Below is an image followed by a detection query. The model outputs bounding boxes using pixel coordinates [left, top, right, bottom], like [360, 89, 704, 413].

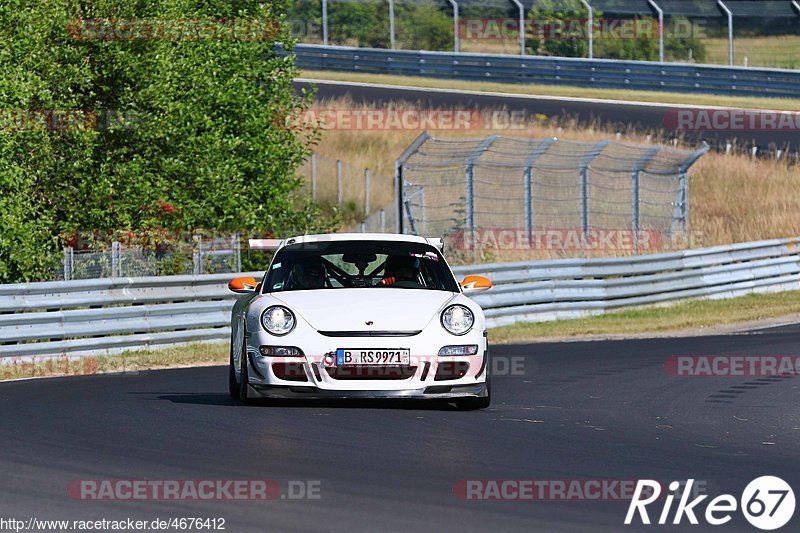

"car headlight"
[441, 304, 474, 336]
[261, 306, 296, 336]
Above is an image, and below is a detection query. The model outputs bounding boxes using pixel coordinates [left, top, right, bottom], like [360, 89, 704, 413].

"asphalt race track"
[297, 79, 796, 153]
[1, 328, 798, 532]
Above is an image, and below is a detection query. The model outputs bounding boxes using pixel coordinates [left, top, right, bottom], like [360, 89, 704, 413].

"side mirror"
[228, 276, 258, 294]
[460, 275, 492, 296]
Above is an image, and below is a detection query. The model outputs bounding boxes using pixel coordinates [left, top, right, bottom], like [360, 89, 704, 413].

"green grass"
[705, 36, 800, 70]
[490, 290, 800, 343]
[300, 69, 800, 112]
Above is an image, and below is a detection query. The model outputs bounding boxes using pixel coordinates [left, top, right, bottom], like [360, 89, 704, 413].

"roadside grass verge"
[489, 290, 800, 343]
[299, 69, 800, 111]
[0, 342, 228, 382]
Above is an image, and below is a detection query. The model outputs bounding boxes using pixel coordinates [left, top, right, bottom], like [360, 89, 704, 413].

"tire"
[455, 375, 491, 410]
[238, 335, 252, 404]
[228, 346, 238, 400]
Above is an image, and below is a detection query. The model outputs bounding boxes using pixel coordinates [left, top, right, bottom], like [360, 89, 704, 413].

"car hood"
[271, 288, 456, 332]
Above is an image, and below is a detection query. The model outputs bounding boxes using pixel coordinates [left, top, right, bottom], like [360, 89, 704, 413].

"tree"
[0, 0, 328, 283]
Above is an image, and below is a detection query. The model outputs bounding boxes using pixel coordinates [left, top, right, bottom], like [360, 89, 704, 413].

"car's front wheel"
[237, 337, 252, 404]
[228, 345, 238, 400]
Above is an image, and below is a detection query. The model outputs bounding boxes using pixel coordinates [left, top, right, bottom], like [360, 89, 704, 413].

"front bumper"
[247, 381, 488, 400]
[243, 326, 488, 398]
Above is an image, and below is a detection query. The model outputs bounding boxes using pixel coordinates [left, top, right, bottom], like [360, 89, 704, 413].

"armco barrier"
[292, 44, 800, 99]
[2, 238, 800, 358]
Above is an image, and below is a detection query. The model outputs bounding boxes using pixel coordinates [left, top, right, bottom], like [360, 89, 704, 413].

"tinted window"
[263, 240, 459, 293]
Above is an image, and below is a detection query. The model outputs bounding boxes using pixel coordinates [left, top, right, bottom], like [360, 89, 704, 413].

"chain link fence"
[396, 132, 708, 260]
[297, 152, 396, 230]
[59, 235, 242, 281]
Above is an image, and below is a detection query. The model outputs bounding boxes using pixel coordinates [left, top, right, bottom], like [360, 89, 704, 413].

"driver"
[379, 255, 420, 286]
[294, 258, 326, 289]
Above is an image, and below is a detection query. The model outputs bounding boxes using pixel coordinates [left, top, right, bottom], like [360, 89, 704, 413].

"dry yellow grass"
[305, 97, 800, 254]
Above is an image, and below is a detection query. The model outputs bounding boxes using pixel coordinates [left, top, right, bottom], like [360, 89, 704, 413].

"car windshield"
[263, 240, 459, 292]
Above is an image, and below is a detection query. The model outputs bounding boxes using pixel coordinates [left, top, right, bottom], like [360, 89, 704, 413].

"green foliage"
[0, 0, 331, 283]
[287, 0, 453, 51]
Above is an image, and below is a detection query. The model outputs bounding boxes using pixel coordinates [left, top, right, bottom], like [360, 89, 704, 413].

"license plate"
[335, 349, 410, 366]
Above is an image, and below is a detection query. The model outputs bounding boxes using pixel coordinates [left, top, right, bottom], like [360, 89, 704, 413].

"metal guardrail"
[293, 44, 800, 98]
[2, 238, 800, 359]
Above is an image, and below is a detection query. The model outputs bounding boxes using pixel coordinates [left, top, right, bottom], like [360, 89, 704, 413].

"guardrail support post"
[579, 140, 610, 236]
[717, 0, 733, 65]
[580, 0, 593, 59]
[523, 137, 556, 243]
[647, 0, 664, 63]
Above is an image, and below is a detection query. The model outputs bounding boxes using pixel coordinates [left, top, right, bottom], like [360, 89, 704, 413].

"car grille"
[317, 330, 422, 337]
[324, 365, 417, 380]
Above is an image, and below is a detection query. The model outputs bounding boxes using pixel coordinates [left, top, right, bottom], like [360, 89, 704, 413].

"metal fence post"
[193, 235, 202, 276]
[465, 136, 498, 243]
[234, 233, 241, 273]
[111, 241, 121, 278]
[364, 168, 370, 216]
[511, 0, 525, 55]
[522, 138, 556, 243]
[389, 0, 395, 49]
[631, 147, 661, 249]
[717, 0, 733, 65]
[63, 246, 73, 281]
[311, 153, 317, 200]
[672, 142, 709, 235]
[580, 0, 593, 59]
[647, 0, 664, 63]
[447, 0, 459, 52]
[336, 159, 342, 207]
[579, 141, 610, 235]
[322, 0, 329, 46]
[394, 131, 432, 234]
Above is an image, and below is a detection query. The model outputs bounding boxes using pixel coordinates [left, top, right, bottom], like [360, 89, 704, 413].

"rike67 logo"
[626, 477, 795, 530]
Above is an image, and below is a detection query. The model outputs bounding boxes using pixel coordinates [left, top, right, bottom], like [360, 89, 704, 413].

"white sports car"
[227, 233, 493, 409]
